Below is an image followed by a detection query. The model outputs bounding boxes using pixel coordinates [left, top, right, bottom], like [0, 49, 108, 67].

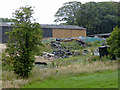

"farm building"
[41, 24, 86, 38]
[0, 22, 86, 43]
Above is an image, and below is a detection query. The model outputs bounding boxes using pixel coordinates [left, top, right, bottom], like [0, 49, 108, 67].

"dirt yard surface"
[35, 56, 51, 63]
[0, 44, 6, 50]
[0, 44, 50, 63]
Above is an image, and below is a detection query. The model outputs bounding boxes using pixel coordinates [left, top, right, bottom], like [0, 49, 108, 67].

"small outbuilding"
[88, 33, 111, 38]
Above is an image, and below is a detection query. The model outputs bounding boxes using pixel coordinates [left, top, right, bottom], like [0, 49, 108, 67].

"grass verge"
[25, 70, 118, 88]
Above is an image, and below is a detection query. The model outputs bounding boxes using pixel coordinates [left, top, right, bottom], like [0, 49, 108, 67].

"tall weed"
[2, 60, 118, 88]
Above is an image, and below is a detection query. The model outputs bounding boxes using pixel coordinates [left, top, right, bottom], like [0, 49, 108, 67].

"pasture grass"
[52, 54, 91, 67]
[55, 55, 88, 61]
[25, 70, 118, 88]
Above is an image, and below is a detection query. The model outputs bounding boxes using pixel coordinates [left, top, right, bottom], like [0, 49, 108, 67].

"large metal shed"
[0, 23, 86, 43]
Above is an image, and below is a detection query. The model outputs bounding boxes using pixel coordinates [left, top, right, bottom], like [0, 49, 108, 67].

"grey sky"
[0, 0, 119, 24]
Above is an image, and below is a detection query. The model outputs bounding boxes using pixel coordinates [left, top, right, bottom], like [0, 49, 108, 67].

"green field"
[25, 70, 118, 88]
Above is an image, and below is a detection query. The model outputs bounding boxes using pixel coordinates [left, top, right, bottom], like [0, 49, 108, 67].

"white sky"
[0, 0, 119, 24]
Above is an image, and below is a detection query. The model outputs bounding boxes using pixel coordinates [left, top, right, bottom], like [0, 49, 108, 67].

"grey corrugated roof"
[40, 24, 86, 30]
[0, 22, 86, 30]
[0, 22, 14, 27]
[0, 22, 9, 26]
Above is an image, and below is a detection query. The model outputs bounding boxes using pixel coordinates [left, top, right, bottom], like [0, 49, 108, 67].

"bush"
[61, 41, 83, 50]
[101, 55, 114, 61]
[88, 56, 100, 63]
[42, 42, 53, 53]
[87, 41, 101, 47]
[107, 26, 120, 58]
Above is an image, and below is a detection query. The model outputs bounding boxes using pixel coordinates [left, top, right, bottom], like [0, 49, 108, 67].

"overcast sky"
[0, 0, 119, 24]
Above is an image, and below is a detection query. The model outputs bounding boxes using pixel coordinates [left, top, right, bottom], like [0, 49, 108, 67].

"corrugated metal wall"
[0, 26, 2, 43]
[1, 27, 53, 43]
[42, 28, 53, 37]
[2, 26, 10, 43]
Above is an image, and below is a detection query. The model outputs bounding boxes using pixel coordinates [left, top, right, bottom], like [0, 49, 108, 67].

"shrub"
[107, 26, 120, 58]
[88, 56, 100, 63]
[61, 41, 83, 50]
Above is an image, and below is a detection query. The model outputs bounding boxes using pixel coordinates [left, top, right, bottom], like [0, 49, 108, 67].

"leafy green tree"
[76, 2, 118, 35]
[5, 6, 43, 78]
[54, 1, 81, 25]
[118, 2, 120, 27]
[76, 2, 99, 34]
[107, 26, 120, 58]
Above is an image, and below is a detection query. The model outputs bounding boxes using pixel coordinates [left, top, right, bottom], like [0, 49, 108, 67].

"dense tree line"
[54, 1, 119, 35]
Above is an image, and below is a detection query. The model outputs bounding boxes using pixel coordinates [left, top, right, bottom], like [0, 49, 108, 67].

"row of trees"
[54, 1, 119, 35]
[0, 18, 12, 22]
